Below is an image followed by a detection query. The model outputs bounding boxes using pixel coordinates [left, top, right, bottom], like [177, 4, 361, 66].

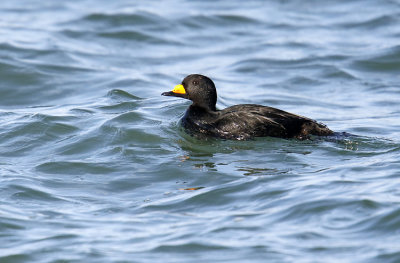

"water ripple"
[1, 0, 400, 262]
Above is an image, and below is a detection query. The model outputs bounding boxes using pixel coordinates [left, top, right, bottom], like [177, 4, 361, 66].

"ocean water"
[1, 0, 400, 262]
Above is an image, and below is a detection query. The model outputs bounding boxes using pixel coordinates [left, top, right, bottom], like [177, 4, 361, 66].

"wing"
[214, 104, 312, 139]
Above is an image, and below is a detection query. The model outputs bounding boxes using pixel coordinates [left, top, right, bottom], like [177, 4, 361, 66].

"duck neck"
[186, 104, 217, 121]
[192, 102, 216, 112]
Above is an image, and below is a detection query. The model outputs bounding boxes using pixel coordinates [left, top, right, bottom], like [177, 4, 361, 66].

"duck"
[162, 74, 333, 140]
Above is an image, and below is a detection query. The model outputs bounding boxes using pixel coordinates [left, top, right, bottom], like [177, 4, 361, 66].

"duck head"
[162, 74, 217, 111]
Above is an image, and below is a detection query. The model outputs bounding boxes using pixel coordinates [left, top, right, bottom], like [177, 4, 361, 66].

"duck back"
[182, 104, 332, 140]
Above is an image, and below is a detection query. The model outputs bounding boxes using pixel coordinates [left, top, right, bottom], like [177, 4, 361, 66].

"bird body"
[162, 74, 333, 140]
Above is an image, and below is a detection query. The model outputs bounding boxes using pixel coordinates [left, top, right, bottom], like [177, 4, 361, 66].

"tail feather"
[296, 121, 333, 139]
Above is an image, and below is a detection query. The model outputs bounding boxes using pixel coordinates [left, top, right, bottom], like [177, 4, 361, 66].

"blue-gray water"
[1, 0, 400, 262]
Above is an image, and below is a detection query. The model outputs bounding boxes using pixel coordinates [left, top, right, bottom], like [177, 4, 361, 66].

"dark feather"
[162, 74, 333, 140]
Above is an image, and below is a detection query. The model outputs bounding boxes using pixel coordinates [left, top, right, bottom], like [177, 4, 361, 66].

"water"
[1, 0, 400, 262]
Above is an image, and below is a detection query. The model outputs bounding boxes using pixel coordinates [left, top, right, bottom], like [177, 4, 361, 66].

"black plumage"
[162, 74, 333, 140]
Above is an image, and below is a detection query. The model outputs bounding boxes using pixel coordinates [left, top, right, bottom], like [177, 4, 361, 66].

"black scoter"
[162, 74, 333, 140]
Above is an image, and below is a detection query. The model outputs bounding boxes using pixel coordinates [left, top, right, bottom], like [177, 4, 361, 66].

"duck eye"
[193, 80, 199, 86]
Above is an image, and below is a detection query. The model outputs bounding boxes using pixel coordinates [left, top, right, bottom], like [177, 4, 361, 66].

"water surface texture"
[1, 0, 400, 262]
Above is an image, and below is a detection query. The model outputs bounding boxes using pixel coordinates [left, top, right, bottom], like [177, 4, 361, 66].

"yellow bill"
[172, 84, 186, 94]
